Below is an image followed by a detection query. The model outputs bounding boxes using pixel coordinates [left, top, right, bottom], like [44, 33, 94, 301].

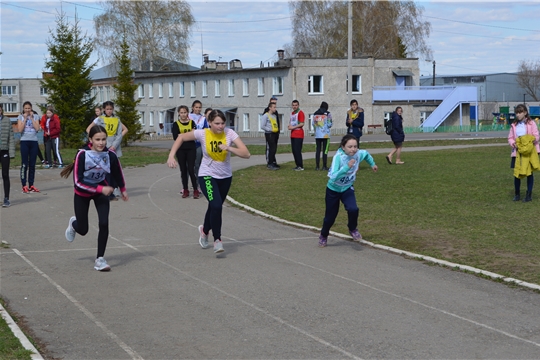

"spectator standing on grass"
[0, 104, 15, 207]
[313, 101, 333, 171]
[288, 100, 305, 171]
[17, 101, 41, 193]
[386, 106, 405, 165]
[346, 99, 364, 144]
[263, 96, 280, 168]
[167, 110, 250, 254]
[261, 102, 280, 170]
[508, 103, 540, 202]
[318, 134, 378, 247]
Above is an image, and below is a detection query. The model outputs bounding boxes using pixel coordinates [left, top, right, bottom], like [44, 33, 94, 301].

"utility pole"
[347, 0, 352, 100]
[432, 60, 436, 86]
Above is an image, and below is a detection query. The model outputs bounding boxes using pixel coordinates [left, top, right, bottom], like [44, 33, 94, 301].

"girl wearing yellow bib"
[172, 105, 198, 199]
[167, 110, 250, 254]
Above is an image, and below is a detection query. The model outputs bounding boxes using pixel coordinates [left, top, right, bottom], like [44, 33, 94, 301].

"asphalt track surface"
[2, 133, 540, 359]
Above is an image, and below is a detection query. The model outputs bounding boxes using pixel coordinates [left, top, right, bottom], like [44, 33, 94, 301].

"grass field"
[229, 145, 540, 286]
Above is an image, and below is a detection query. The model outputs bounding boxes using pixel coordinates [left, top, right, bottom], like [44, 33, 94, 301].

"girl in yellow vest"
[172, 105, 199, 199]
[167, 110, 250, 254]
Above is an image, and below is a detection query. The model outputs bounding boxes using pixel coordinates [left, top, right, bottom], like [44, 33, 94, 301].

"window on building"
[1, 103, 18, 112]
[243, 113, 250, 132]
[159, 111, 164, 124]
[215, 80, 221, 97]
[202, 80, 208, 97]
[158, 83, 163, 98]
[273, 77, 283, 95]
[40, 87, 48, 96]
[138, 84, 145, 98]
[1, 86, 17, 96]
[190, 81, 196, 97]
[258, 78, 264, 96]
[228, 79, 235, 96]
[168, 82, 173, 98]
[243, 79, 249, 96]
[179, 82, 185, 97]
[308, 75, 323, 94]
[149, 111, 154, 126]
[149, 83, 154, 98]
[139, 111, 145, 125]
[106, 86, 111, 101]
[346, 75, 362, 94]
[258, 114, 264, 132]
[99, 87, 104, 103]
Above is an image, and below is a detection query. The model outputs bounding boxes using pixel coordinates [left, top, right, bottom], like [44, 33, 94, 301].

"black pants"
[198, 176, 232, 241]
[321, 187, 359, 237]
[176, 148, 197, 190]
[291, 137, 303, 168]
[72, 193, 110, 258]
[265, 132, 279, 165]
[1, 150, 10, 199]
[45, 137, 63, 165]
[315, 138, 329, 168]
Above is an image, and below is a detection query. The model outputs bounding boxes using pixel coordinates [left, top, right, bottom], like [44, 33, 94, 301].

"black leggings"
[514, 175, 534, 193]
[198, 176, 232, 241]
[1, 150, 10, 199]
[176, 148, 197, 190]
[315, 138, 329, 168]
[72, 193, 110, 258]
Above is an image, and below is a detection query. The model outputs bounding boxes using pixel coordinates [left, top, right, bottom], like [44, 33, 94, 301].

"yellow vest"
[205, 129, 227, 162]
[101, 116, 119, 137]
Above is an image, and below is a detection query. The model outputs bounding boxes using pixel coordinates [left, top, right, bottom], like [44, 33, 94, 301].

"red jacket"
[41, 114, 61, 139]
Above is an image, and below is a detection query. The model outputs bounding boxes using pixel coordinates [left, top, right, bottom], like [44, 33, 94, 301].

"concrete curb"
[0, 302, 43, 359]
[226, 196, 540, 292]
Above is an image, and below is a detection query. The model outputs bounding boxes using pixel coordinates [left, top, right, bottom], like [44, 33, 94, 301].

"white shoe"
[198, 225, 209, 249]
[213, 240, 224, 253]
[65, 216, 76, 242]
[94, 257, 111, 271]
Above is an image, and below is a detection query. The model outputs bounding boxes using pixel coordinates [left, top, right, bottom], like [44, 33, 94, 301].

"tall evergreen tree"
[42, 12, 96, 148]
[113, 36, 142, 145]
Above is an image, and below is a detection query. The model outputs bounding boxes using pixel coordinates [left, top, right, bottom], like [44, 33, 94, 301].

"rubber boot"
[513, 191, 520, 201]
[523, 191, 532, 202]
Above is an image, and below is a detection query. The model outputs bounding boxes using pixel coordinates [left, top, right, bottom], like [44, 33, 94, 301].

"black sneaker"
[2, 198, 10, 207]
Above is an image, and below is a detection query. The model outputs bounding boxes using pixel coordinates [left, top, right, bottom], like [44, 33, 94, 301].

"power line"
[0, 1, 94, 21]
[432, 29, 540, 43]
[194, 28, 291, 34]
[424, 15, 540, 33]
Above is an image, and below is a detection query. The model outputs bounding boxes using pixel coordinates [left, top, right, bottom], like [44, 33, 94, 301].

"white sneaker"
[213, 240, 224, 253]
[198, 225, 209, 249]
[94, 257, 111, 271]
[65, 216, 76, 242]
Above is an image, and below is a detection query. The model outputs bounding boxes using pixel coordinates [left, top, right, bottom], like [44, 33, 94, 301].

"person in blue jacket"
[318, 134, 378, 247]
[346, 99, 364, 143]
[386, 106, 405, 164]
[313, 101, 333, 170]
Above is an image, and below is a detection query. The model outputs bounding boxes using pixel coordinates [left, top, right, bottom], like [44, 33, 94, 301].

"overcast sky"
[1, 0, 540, 79]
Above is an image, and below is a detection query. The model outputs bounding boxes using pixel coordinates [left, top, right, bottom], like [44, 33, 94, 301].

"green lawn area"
[229, 145, 540, 286]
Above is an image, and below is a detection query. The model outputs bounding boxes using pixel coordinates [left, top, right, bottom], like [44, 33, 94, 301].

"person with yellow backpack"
[86, 101, 128, 200]
[171, 105, 199, 199]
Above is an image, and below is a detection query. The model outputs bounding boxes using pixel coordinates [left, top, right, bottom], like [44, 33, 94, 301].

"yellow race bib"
[102, 116, 119, 137]
[176, 120, 194, 134]
[205, 129, 227, 162]
[268, 113, 279, 133]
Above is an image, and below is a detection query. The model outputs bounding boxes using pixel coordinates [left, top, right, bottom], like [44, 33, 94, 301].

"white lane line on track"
[12, 249, 144, 360]
[143, 172, 540, 354]
[225, 235, 540, 349]
[106, 232, 363, 360]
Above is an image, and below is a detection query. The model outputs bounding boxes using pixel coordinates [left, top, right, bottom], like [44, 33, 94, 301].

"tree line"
[43, 0, 434, 148]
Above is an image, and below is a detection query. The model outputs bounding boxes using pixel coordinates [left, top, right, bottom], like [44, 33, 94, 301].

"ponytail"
[60, 163, 75, 178]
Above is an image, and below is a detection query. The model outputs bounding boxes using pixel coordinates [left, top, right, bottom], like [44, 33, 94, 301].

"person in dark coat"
[386, 106, 405, 164]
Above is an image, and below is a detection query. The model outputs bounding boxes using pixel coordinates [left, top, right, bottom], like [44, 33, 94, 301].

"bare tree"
[517, 59, 540, 102]
[94, 0, 194, 71]
[286, 0, 432, 60]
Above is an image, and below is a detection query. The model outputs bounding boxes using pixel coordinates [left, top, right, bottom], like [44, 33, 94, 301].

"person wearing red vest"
[288, 100, 305, 171]
[41, 106, 63, 168]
